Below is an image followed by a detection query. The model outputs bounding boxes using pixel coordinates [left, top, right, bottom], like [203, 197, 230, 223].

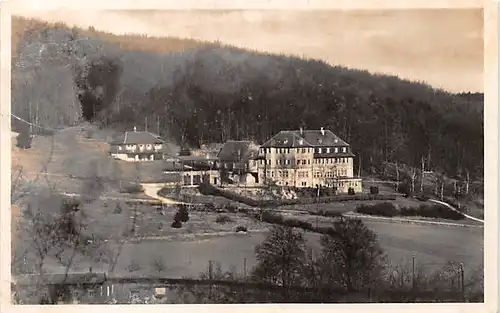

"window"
[146, 144, 152, 150]
[272, 171, 275, 178]
[318, 148, 322, 153]
[343, 147, 347, 153]
[327, 147, 331, 153]
[334, 147, 338, 153]
[88, 289, 96, 298]
[308, 160, 311, 165]
[118, 146, 122, 151]
[297, 160, 301, 165]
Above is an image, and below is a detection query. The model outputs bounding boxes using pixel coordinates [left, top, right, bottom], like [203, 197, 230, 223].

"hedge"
[355, 202, 465, 220]
[198, 183, 396, 208]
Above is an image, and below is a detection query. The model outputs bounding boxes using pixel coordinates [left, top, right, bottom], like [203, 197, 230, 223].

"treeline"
[12, 17, 484, 181]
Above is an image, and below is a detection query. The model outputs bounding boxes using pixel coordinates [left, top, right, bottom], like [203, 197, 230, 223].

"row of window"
[118, 144, 162, 151]
[313, 169, 347, 178]
[259, 157, 350, 166]
[260, 147, 348, 154]
[265, 169, 348, 178]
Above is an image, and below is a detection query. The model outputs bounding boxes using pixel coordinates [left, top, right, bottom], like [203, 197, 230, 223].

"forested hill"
[12, 17, 484, 180]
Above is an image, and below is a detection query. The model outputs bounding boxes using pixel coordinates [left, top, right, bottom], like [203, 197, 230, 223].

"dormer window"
[326, 147, 330, 153]
[299, 139, 303, 145]
[334, 147, 338, 153]
[318, 148, 322, 153]
[342, 147, 347, 153]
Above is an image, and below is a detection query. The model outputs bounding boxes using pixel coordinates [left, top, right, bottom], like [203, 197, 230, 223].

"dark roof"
[261, 129, 349, 148]
[217, 141, 259, 162]
[14, 273, 107, 285]
[110, 131, 164, 145]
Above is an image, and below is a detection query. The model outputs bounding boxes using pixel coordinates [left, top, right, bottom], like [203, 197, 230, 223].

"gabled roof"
[217, 140, 260, 162]
[261, 129, 349, 148]
[110, 131, 164, 145]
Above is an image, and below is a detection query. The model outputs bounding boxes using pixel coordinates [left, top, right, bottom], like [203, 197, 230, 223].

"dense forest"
[11, 17, 484, 180]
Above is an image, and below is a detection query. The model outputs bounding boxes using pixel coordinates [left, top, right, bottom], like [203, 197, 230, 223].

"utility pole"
[316, 184, 320, 228]
[157, 115, 160, 135]
[460, 263, 465, 301]
[412, 254, 416, 290]
[145, 117, 148, 132]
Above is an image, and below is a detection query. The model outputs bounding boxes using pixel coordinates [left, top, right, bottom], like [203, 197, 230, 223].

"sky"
[16, 9, 484, 93]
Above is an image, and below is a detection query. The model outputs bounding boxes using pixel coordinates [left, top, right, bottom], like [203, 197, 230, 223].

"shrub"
[348, 187, 355, 195]
[235, 225, 248, 232]
[203, 203, 215, 212]
[260, 211, 285, 224]
[215, 215, 233, 224]
[171, 220, 182, 228]
[397, 182, 412, 197]
[224, 204, 238, 213]
[415, 204, 464, 220]
[416, 193, 430, 201]
[283, 218, 313, 230]
[120, 183, 144, 194]
[370, 186, 379, 195]
[16, 131, 32, 149]
[356, 202, 399, 217]
[174, 204, 190, 223]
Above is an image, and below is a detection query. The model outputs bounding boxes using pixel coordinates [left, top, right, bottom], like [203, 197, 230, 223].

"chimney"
[133, 126, 137, 132]
[320, 127, 325, 136]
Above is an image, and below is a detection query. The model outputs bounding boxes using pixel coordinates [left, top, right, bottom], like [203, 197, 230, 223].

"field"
[11, 126, 176, 198]
[111, 219, 483, 279]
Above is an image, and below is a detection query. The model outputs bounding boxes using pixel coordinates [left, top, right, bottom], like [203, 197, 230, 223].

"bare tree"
[150, 256, 166, 275]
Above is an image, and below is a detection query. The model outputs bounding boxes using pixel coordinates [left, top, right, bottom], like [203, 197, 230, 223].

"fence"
[198, 183, 397, 208]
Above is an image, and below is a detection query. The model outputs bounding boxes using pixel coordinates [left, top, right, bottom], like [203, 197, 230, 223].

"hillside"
[11, 16, 484, 182]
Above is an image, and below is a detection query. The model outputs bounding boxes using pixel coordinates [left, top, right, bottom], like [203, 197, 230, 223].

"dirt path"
[141, 183, 186, 205]
[429, 199, 484, 223]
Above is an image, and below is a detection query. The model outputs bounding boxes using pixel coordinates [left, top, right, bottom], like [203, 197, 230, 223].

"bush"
[120, 183, 144, 194]
[235, 225, 248, 232]
[259, 211, 285, 224]
[224, 204, 238, 213]
[356, 202, 399, 217]
[415, 193, 430, 201]
[370, 186, 379, 195]
[174, 204, 190, 223]
[171, 220, 182, 228]
[348, 187, 355, 195]
[282, 218, 313, 230]
[215, 215, 233, 224]
[397, 182, 412, 197]
[16, 131, 32, 149]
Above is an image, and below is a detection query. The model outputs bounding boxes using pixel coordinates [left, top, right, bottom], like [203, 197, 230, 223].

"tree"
[251, 225, 306, 298]
[150, 256, 166, 275]
[315, 217, 386, 292]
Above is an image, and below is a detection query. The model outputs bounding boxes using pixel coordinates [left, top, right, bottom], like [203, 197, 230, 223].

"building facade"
[256, 128, 362, 193]
[217, 141, 260, 185]
[109, 127, 166, 162]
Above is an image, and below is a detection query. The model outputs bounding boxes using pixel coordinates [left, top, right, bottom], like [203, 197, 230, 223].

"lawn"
[110, 216, 483, 280]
